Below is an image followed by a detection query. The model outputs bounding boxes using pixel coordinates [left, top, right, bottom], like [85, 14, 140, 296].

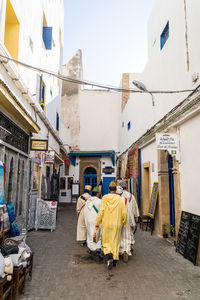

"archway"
[83, 167, 97, 193]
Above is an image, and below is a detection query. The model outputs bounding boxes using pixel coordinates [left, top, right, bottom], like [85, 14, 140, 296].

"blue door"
[102, 177, 115, 196]
[168, 155, 175, 236]
[83, 167, 97, 194]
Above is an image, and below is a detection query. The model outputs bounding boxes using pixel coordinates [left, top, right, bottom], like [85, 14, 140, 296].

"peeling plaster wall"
[61, 50, 82, 150]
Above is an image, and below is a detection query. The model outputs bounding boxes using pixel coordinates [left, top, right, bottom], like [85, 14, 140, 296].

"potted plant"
[162, 223, 168, 238]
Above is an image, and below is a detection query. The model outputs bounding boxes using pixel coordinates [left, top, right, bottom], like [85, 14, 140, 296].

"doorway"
[83, 167, 97, 193]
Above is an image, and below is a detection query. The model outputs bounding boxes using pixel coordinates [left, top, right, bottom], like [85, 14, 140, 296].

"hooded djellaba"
[84, 186, 102, 253]
[76, 185, 92, 245]
[94, 181, 127, 269]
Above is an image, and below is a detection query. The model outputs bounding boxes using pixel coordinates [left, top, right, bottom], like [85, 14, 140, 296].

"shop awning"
[0, 81, 40, 133]
[68, 151, 115, 167]
[55, 152, 64, 165]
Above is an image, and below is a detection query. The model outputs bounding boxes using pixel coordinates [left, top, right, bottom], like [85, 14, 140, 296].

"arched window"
[84, 167, 96, 175]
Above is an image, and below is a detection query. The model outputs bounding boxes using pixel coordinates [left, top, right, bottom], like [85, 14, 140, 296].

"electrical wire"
[0, 53, 195, 94]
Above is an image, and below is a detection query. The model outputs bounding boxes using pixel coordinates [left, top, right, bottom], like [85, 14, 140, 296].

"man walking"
[84, 186, 101, 254]
[76, 185, 92, 246]
[116, 185, 136, 262]
[93, 181, 127, 269]
[119, 181, 140, 258]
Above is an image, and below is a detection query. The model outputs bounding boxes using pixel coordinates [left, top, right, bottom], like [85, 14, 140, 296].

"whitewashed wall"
[100, 156, 116, 178]
[119, 0, 200, 154]
[0, 0, 64, 135]
[69, 158, 80, 183]
[141, 141, 158, 187]
[79, 90, 119, 152]
[179, 114, 200, 215]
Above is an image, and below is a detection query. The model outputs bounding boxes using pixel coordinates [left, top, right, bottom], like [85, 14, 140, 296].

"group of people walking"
[76, 181, 139, 269]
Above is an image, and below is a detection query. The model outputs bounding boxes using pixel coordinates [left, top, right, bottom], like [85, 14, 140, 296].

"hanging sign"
[44, 151, 55, 164]
[103, 166, 115, 174]
[30, 139, 48, 151]
[156, 133, 180, 159]
[0, 161, 5, 205]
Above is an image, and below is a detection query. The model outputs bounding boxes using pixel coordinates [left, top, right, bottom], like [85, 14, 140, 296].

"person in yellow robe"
[93, 181, 127, 269]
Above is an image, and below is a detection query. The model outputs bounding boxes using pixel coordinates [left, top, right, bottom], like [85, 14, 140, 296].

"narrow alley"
[20, 204, 200, 300]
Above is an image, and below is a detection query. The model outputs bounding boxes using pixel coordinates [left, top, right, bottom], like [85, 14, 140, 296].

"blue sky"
[63, 0, 155, 86]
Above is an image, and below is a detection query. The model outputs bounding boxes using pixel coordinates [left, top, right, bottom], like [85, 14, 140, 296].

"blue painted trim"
[168, 155, 175, 236]
[68, 151, 115, 166]
[137, 149, 141, 207]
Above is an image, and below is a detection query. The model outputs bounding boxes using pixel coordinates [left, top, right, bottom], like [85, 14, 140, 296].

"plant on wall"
[170, 225, 176, 237]
[162, 223, 168, 238]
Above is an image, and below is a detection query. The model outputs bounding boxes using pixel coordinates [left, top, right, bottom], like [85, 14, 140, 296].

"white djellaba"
[84, 196, 101, 252]
[116, 186, 139, 259]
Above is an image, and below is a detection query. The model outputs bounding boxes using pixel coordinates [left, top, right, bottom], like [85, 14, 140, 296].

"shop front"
[68, 151, 116, 196]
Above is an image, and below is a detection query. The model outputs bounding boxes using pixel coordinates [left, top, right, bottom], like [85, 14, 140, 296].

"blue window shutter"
[43, 27, 52, 50]
[56, 112, 59, 131]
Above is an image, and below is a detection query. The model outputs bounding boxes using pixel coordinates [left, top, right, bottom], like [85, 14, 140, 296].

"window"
[127, 121, 131, 130]
[56, 112, 59, 132]
[4, 0, 20, 60]
[40, 76, 46, 112]
[160, 21, 169, 50]
[122, 121, 124, 128]
[42, 12, 52, 50]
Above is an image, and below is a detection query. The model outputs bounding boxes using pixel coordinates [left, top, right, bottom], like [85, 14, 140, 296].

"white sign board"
[156, 133, 180, 160]
[72, 183, 79, 196]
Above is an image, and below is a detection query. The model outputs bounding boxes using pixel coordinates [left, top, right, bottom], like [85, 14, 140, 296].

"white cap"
[116, 186, 123, 195]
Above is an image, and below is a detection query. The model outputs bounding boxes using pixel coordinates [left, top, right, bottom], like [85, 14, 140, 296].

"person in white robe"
[84, 186, 101, 253]
[116, 185, 136, 262]
[121, 186, 140, 252]
[76, 185, 92, 245]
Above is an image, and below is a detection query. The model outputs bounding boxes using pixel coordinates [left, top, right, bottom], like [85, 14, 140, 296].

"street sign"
[30, 139, 48, 151]
[156, 133, 180, 160]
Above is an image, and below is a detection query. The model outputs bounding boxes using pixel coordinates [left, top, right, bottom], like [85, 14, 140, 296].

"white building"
[117, 0, 200, 264]
[0, 0, 68, 230]
[62, 50, 119, 196]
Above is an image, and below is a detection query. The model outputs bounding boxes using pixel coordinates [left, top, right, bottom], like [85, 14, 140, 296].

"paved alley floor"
[20, 204, 200, 300]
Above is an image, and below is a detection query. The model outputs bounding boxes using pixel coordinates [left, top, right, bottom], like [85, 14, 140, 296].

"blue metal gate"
[83, 167, 97, 194]
[168, 155, 175, 236]
[102, 177, 115, 196]
[84, 174, 97, 193]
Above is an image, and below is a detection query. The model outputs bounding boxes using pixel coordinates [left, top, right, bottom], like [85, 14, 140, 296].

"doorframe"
[79, 157, 101, 195]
